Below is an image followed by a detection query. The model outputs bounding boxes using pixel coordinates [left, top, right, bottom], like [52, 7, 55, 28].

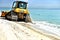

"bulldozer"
[1, 1, 31, 22]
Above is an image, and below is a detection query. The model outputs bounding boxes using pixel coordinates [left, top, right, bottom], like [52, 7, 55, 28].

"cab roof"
[14, 1, 28, 4]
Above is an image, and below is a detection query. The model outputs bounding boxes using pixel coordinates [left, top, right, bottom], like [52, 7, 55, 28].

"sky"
[0, 0, 60, 8]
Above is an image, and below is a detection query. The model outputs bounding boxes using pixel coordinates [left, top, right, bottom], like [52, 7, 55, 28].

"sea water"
[29, 8, 60, 25]
[0, 7, 60, 25]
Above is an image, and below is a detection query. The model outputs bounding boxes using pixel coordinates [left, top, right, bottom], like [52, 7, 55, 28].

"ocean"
[0, 7, 60, 25]
[29, 8, 60, 25]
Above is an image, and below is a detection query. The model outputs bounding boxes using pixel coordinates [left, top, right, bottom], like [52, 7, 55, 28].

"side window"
[12, 2, 16, 8]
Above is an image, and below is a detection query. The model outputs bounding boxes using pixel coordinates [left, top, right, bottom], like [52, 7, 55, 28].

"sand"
[0, 19, 60, 40]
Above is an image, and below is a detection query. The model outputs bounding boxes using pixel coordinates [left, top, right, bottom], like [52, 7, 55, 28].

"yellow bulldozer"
[1, 1, 31, 22]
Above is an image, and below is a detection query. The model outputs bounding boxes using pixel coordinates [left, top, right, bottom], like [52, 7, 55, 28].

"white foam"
[29, 21, 60, 37]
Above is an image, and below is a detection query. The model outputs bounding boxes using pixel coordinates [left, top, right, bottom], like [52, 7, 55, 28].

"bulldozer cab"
[12, 1, 27, 9]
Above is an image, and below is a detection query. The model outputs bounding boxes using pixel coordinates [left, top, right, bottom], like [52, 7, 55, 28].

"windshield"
[18, 3, 27, 9]
[12, 2, 27, 9]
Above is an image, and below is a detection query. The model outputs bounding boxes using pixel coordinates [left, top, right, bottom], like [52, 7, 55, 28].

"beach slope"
[0, 19, 60, 40]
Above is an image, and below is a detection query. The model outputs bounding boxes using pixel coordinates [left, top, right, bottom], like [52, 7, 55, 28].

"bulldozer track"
[16, 22, 60, 40]
[8, 21, 60, 40]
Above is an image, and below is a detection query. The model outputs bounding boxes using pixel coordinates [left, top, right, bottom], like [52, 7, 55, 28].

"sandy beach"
[0, 18, 60, 40]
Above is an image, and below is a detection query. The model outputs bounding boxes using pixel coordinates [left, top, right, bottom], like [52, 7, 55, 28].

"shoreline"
[17, 22, 60, 40]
